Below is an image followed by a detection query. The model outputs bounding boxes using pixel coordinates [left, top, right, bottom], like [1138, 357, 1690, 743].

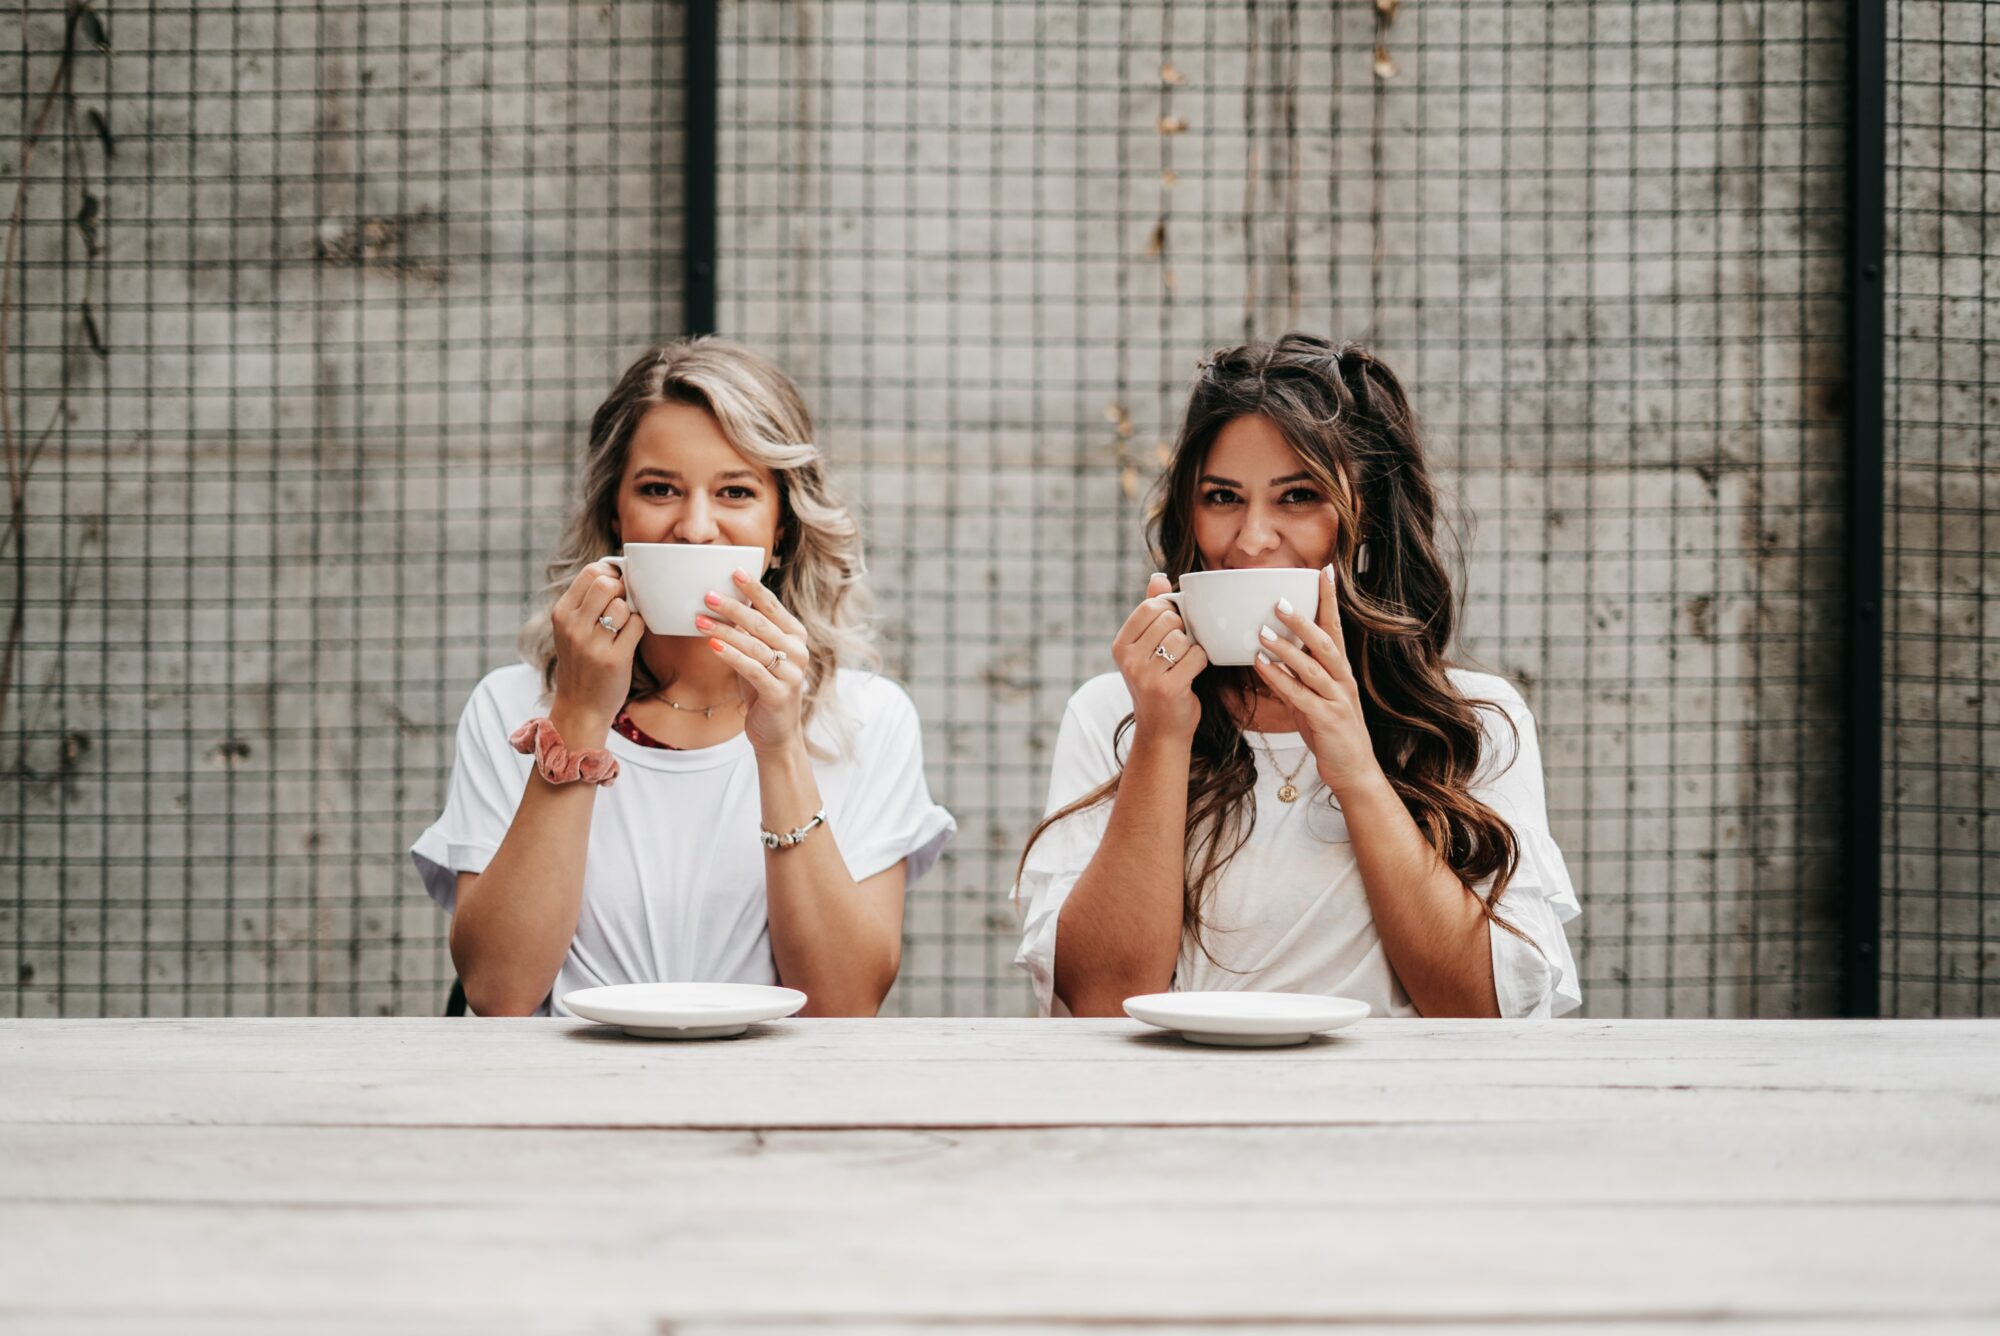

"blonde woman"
[413, 339, 954, 1016]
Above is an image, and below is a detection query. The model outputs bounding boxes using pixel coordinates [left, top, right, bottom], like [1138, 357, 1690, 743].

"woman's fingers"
[1273, 590, 1353, 686]
[1163, 639, 1209, 683]
[612, 607, 647, 648]
[581, 573, 626, 624]
[706, 587, 803, 660]
[1313, 564, 1352, 674]
[1116, 574, 1177, 645]
[560, 560, 620, 614]
[598, 597, 632, 635]
[1252, 649, 1315, 708]
[1257, 624, 1339, 697]
[699, 617, 801, 680]
[707, 632, 782, 692]
[731, 569, 808, 638]
[1130, 605, 1185, 658]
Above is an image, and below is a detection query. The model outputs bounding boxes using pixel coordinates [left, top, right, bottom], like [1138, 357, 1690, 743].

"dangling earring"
[1354, 542, 1371, 575]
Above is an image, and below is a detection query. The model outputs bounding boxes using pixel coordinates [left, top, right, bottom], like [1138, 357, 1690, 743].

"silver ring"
[597, 614, 619, 633]
[768, 648, 787, 668]
[1154, 643, 1179, 667]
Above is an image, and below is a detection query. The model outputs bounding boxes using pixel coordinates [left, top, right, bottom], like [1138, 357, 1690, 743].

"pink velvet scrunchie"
[508, 717, 620, 787]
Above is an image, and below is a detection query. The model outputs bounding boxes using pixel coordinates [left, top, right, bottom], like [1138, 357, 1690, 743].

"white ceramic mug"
[1161, 567, 1322, 667]
[604, 543, 767, 637]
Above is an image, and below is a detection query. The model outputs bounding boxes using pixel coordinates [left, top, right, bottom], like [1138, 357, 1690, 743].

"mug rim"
[1177, 565, 1319, 584]
[615, 541, 767, 557]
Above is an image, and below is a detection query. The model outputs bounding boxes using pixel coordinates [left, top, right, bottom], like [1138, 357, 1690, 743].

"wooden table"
[3, 1018, 1997, 1333]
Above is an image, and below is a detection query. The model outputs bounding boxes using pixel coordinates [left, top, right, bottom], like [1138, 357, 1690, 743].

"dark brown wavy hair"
[1021, 332, 1529, 960]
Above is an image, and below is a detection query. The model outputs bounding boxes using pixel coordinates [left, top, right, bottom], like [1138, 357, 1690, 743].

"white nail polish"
[1259, 625, 1277, 642]
[1276, 597, 1294, 615]
[1257, 651, 1272, 666]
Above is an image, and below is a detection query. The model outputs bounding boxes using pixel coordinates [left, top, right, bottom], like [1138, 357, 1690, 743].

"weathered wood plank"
[3, 1195, 1994, 1324]
[3, 1019, 1996, 1131]
[7, 1123, 1998, 1208]
[8, 1321, 1998, 1336]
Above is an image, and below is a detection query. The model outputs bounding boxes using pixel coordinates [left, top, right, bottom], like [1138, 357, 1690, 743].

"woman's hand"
[1114, 573, 1210, 743]
[1253, 564, 1384, 800]
[697, 569, 813, 756]
[550, 560, 647, 729]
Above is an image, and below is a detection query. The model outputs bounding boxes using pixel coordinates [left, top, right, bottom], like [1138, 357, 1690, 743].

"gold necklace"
[1254, 734, 1313, 803]
[651, 692, 742, 720]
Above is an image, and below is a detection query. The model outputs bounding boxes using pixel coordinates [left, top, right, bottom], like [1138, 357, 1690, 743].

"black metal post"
[683, 0, 719, 335]
[1840, 0, 1886, 1017]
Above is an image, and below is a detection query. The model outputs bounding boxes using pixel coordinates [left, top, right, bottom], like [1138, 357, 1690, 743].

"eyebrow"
[1199, 472, 1318, 488]
[633, 467, 762, 484]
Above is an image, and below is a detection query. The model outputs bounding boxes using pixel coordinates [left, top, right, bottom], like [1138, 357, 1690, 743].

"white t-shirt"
[413, 663, 956, 1014]
[1012, 668, 1582, 1019]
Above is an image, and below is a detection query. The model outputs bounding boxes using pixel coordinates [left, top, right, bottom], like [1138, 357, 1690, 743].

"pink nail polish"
[695, 615, 714, 630]
[704, 591, 722, 607]
[733, 568, 751, 583]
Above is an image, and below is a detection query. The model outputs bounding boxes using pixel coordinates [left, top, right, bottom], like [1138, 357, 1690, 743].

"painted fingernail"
[1259, 625, 1277, 643]
[1276, 597, 1294, 615]
[704, 591, 723, 607]
[1323, 563, 1336, 581]
[733, 568, 751, 583]
[708, 638, 726, 653]
[1257, 651, 1273, 666]
[694, 615, 715, 630]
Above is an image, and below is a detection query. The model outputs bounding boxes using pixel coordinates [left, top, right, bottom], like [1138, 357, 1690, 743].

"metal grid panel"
[716, 0, 1850, 1018]
[1881, 0, 1998, 1017]
[2, 1, 684, 1015]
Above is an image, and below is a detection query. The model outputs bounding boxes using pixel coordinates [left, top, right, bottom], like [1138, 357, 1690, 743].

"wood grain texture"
[2, 1018, 1996, 1329]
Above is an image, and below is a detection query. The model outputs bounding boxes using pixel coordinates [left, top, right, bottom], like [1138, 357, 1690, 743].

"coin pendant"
[1277, 782, 1299, 803]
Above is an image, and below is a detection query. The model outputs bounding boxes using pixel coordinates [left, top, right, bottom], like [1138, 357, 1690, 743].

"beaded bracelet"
[508, 717, 620, 788]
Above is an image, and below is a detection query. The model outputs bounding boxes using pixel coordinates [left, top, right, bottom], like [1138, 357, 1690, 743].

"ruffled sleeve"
[1011, 676, 1127, 1017]
[1463, 675, 1583, 1018]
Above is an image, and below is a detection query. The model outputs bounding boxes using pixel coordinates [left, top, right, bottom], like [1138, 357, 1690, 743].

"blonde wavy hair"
[521, 338, 878, 756]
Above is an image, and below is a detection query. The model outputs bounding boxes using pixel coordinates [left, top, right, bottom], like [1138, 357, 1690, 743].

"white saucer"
[1123, 991, 1370, 1047]
[562, 983, 807, 1040]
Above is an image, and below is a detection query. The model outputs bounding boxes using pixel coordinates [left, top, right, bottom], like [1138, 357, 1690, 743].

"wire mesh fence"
[1, 0, 1991, 1018]
[4, 0, 684, 1015]
[716, 0, 1852, 1017]
[1881, 0, 1997, 1017]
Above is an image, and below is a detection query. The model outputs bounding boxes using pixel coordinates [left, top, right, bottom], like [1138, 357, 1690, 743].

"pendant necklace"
[1256, 735, 1313, 803]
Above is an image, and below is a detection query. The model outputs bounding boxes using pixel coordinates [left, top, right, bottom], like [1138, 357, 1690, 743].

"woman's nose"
[675, 495, 721, 543]
[1235, 509, 1281, 556]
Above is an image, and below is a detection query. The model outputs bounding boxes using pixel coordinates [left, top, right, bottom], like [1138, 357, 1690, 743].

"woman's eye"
[639, 483, 677, 499]
[721, 486, 757, 501]
[1281, 488, 1323, 505]
[1202, 488, 1240, 506]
